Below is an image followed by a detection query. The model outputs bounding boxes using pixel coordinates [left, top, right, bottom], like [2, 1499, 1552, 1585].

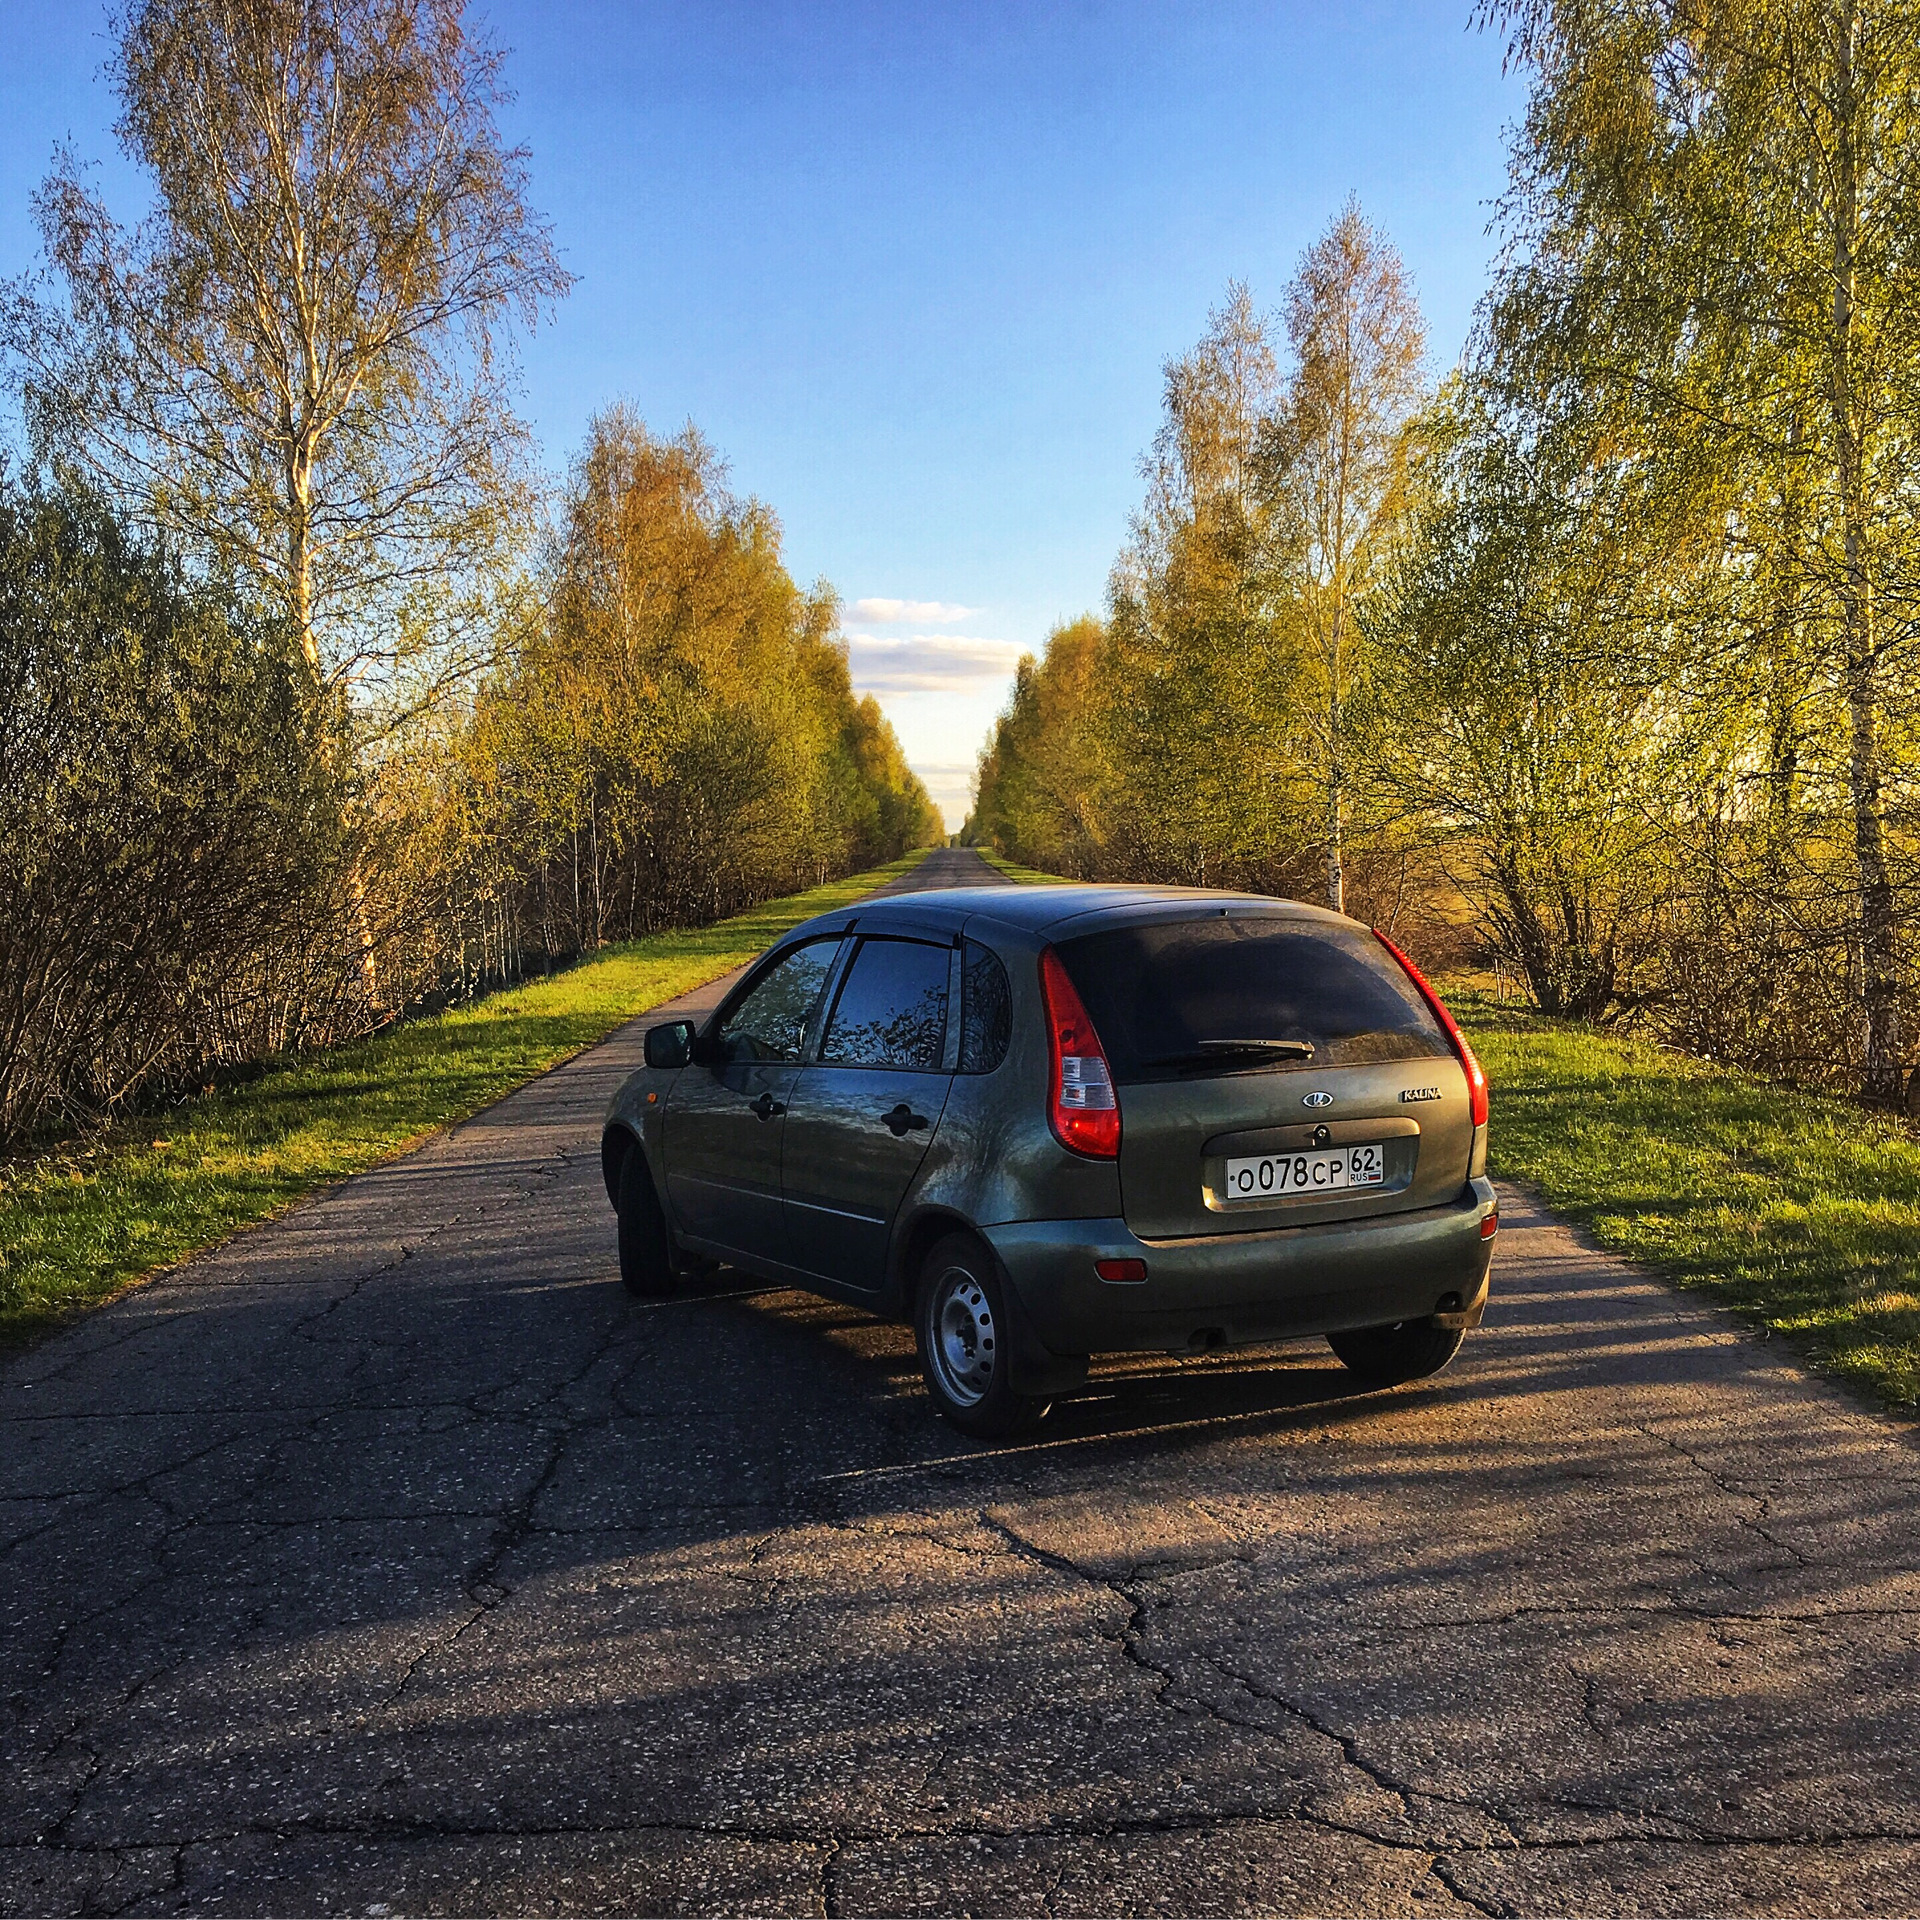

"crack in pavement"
[970, 1509, 1532, 1860]
[1633, 1418, 1816, 1569]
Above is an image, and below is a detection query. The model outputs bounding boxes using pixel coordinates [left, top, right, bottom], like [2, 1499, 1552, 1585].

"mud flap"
[995, 1252, 1091, 1398]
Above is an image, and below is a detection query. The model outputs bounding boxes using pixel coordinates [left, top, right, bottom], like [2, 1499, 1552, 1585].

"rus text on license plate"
[1221, 1143, 1386, 1200]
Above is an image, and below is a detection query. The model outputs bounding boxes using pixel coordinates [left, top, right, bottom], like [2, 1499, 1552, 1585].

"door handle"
[751, 1091, 786, 1121]
[883, 1102, 929, 1136]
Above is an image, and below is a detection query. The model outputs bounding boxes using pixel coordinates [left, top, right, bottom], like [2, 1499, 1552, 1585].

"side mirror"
[644, 1019, 696, 1070]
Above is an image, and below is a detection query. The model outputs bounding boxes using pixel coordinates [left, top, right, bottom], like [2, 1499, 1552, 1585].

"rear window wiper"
[1144, 1038, 1316, 1069]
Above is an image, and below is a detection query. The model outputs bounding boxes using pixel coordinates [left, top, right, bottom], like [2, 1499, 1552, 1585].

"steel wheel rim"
[930, 1265, 998, 1407]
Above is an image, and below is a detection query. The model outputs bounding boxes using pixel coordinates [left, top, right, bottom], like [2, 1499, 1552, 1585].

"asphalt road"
[6, 846, 1920, 1916]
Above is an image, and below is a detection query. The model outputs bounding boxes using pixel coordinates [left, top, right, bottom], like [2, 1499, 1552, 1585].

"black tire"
[914, 1233, 1049, 1439]
[616, 1144, 676, 1297]
[1326, 1317, 1464, 1387]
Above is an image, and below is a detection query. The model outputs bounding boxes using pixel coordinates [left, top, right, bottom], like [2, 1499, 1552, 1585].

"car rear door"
[1054, 910, 1472, 1242]
[781, 934, 957, 1289]
[662, 935, 844, 1265]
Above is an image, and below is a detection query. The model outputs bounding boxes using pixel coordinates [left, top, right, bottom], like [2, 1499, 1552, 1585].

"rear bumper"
[983, 1176, 1496, 1360]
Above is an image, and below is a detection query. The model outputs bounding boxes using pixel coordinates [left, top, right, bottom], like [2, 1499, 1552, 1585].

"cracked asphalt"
[6, 849, 1920, 1916]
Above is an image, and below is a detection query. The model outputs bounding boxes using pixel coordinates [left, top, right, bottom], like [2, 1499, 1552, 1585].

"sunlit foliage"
[0, 4, 937, 1151]
[975, 7, 1920, 1101]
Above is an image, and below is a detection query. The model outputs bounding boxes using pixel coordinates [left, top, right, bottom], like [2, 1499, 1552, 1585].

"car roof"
[787, 882, 1355, 946]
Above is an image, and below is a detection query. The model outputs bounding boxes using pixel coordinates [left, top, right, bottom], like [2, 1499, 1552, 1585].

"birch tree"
[1266, 201, 1427, 914]
[1483, 0, 1920, 1096]
[3, 0, 571, 710]
[1104, 286, 1303, 886]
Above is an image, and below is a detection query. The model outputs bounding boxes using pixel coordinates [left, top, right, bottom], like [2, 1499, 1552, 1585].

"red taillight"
[1373, 929, 1488, 1129]
[1039, 946, 1120, 1158]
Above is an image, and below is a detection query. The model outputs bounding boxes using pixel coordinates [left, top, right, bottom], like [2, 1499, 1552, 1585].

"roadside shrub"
[0, 470, 350, 1143]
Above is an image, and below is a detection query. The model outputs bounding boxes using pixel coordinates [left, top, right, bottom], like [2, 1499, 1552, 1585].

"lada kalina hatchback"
[602, 884, 1496, 1437]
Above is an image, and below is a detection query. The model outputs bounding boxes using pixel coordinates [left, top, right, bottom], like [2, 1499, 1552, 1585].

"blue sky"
[1, 1, 1522, 826]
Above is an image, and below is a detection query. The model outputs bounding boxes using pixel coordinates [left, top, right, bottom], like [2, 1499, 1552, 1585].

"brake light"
[1373, 930, 1488, 1129]
[1039, 946, 1120, 1158]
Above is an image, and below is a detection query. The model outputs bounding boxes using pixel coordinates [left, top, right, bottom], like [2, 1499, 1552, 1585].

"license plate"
[1220, 1143, 1386, 1201]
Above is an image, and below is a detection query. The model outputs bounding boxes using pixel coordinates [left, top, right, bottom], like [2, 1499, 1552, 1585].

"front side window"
[715, 938, 839, 1064]
[819, 937, 950, 1071]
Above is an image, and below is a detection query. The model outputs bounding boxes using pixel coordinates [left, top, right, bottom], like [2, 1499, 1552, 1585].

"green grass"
[0, 847, 935, 1348]
[971, 848, 1073, 884]
[1456, 989, 1920, 1412]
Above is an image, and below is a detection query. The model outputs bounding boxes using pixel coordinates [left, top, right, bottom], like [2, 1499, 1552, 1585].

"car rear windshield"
[1057, 913, 1453, 1083]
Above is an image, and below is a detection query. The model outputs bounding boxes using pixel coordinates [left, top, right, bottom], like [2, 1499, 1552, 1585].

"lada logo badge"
[1301, 1091, 1334, 1108]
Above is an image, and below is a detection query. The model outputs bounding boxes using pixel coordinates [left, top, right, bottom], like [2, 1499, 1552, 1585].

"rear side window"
[959, 939, 1011, 1073]
[1058, 915, 1451, 1083]
[819, 937, 949, 1071]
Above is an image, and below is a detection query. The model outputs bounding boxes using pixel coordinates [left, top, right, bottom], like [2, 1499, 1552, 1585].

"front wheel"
[915, 1234, 1049, 1439]
[616, 1145, 676, 1297]
[1326, 1318, 1464, 1388]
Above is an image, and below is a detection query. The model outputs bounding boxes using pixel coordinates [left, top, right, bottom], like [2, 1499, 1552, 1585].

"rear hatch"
[1056, 908, 1472, 1242]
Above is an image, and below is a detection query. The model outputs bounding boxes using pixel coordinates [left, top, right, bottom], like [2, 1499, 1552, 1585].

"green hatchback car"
[602, 884, 1495, 1436]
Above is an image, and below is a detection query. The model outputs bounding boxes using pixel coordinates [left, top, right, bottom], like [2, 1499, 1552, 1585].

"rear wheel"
[915, 1234, 1049, 1439]
[616, 1145, 676, 1297]
[1327, 1318, 1463, 1387]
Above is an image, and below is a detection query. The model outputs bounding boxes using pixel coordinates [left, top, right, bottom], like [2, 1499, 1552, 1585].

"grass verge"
[970, 847, 1073, 884]
[0, 847, 935, 1349]
[1456, 989, 1920, 1413]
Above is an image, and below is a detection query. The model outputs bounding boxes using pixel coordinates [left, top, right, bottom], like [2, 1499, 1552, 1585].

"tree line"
[0, 0, 935, 1147]
[971, 0, 1920, 1102]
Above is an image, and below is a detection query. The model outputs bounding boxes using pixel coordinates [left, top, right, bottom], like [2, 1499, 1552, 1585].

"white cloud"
[844, 633, 1025, 694]
[899, 759, 982, 830]
[841, 626, 1024, 831]
[847, 597, 976, 627]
